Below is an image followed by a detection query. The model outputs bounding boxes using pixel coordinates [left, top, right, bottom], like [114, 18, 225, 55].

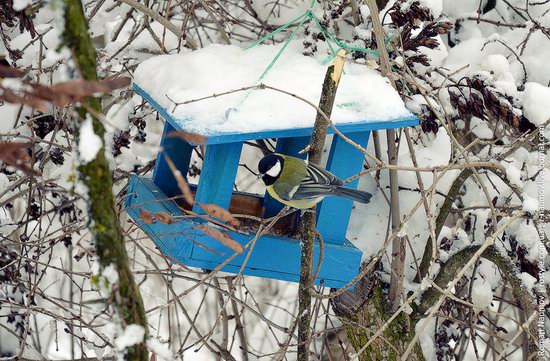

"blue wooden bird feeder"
[125, 43, 419, 288]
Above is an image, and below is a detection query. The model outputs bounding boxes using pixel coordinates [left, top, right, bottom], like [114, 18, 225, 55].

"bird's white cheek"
[266, 161, 281, 177]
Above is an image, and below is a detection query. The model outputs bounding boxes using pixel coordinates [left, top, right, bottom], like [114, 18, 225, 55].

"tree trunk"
[335, 285, 423, 361]
[63, 1, 148, 360]
[334, 1, 419, 359]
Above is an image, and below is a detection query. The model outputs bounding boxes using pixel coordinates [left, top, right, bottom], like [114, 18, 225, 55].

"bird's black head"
[258, 153, 284, 186]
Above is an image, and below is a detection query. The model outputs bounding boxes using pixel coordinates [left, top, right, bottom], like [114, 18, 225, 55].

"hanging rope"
[225, 0, 382, 119]
[247, 0, 381, 81]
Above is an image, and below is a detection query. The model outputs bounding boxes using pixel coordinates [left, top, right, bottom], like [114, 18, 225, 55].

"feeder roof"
[133, 41, 418, 145]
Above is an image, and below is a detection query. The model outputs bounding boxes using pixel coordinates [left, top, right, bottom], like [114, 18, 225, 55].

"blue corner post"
[153, 121, 194, 198]
[192, 142, 243, 213]
[316, 131, 371, 244]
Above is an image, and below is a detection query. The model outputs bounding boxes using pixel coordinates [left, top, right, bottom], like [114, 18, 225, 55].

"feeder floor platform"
[126, 176, 363, 288]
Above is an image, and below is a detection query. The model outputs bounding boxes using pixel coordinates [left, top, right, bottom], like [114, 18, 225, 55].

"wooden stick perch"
[297, 49, 346, 361]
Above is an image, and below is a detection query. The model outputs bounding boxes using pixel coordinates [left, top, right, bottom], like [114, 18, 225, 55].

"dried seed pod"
[419, 105, 438, 134]
[196, 225, 244, 254]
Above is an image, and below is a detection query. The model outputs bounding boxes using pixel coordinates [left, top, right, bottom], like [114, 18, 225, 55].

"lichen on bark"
[341, 286, 423, 361]
[63, 1, 148, 359]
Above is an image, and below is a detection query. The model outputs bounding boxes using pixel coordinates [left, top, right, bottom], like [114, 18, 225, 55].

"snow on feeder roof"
[133, 41, 417, 144]
[126, 42, 419, 288]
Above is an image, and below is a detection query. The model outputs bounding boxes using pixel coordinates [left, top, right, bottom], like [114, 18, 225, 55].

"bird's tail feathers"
[334, 187, 372, 204]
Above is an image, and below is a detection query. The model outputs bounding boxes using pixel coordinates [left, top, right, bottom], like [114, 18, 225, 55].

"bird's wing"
[305, 163, 342, 186]
[270, 157, 343, 201]
[289, 163, 342, 200]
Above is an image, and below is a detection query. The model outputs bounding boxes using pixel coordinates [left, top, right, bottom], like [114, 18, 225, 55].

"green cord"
[308, 13, 379, 56]
[245, 11, 309, 51]
[257, 12, 312, 81]
[225, 0, 382, 119]
[247, 0, 381, 82]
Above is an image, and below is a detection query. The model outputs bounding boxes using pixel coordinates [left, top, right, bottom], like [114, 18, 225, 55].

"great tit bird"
[258, 153, 372, 209]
